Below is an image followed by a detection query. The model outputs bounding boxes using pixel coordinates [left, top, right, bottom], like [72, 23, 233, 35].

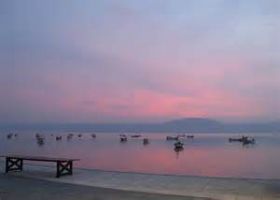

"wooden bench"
[0, 155, 79, 178]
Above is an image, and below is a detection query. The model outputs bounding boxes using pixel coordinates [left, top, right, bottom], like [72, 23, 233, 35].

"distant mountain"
[161, 118, 223, 132]
[164, 118, 221, 126]
[1, 118, 280, 133]
[162, 118, 280, 133]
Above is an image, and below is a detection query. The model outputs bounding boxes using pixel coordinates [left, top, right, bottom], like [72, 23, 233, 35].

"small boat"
[35, 133, 44, 139]
[229, 136, 256, 145]
[229, 136, 248, 142]
[143, 138, 149, 145]
[78, 134, 82, 138]
[242, 137, 256, 145]
[120, 137, 127, 142]
[131, 134, 141, 138]
[91, 134, 96, 138]
[166, 136, 179, 140]
[7, 133, 13, 139]
[36, 137, 45, 146]
[56, 136, 62, 141]
[120, 134, 127, 142]
[67, 133, 73, 140]
[186, 135, 194, 139]
[174, 141, 184, 149]
[229, 138, 243, 142]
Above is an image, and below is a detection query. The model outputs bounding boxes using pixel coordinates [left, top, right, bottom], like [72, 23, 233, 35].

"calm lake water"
[1, 131, 280, 179]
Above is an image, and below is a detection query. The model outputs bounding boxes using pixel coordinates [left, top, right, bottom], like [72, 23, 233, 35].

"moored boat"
[174, 140, 184, 149]
[242, 137, 255, 145]
[67, 133, 74, 140]
[143, 138, 149, 145]
[7, 133, 13, 139]
[120, 134, 127, 142]
[166, 136, 179, 140]
[186, 135, 194, 139]
[131, 134, 141, 138]
[229, 136, 256, 145]
[56, 136, 62, 141]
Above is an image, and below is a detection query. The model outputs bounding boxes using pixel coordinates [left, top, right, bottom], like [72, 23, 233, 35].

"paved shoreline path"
[0, 162, 279, 200]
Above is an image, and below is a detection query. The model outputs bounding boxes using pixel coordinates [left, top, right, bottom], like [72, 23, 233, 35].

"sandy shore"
[0, 161, 280, 200]
[0, 174, 212, 200]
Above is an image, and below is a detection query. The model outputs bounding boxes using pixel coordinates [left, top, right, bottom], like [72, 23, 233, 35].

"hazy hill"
[1, 118, 280, 133]
[161, 118, 223, 132]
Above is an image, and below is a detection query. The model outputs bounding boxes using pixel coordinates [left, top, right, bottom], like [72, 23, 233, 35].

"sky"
[0, 0, 280, 124]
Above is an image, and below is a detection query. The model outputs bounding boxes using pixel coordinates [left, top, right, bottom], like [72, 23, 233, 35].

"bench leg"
[5, 157, 23, 173]
[56, 161, 73, 178]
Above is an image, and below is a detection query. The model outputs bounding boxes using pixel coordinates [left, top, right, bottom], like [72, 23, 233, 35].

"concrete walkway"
[0, 162, 280, 200]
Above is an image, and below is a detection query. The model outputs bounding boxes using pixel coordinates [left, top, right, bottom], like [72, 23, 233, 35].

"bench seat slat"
[0, 155, 79, 162]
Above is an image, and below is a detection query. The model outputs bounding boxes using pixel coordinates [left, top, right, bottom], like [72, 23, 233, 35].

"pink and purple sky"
[0, 0, 279, 123]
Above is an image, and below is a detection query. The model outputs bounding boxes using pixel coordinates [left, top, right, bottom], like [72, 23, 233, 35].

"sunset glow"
[1, 0, 279, 123]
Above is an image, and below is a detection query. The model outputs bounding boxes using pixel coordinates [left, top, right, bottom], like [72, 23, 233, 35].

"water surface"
[1, 131, 280, 179]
